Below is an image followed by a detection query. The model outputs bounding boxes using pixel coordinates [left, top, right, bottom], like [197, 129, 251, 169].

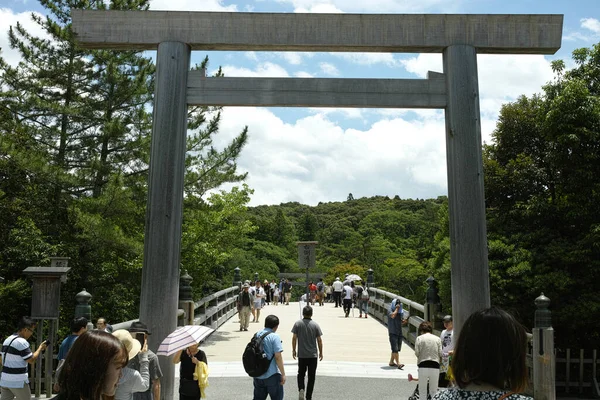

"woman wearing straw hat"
[112, 329, 149, 400]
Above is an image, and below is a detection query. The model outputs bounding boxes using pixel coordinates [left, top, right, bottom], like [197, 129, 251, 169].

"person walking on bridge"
[387, 297, 406, 369]
[342, 282, 353, 317]
[331, 277, 343, 308]
[253, 315, 286, 400]
[292, 306, 323, 400]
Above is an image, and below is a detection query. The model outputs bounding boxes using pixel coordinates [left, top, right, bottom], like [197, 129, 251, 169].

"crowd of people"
[0, 281, 532, 400]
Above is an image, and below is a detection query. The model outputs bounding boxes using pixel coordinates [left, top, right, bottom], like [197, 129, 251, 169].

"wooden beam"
[71, 11, 563, 54]
[187, 71, 446, 108]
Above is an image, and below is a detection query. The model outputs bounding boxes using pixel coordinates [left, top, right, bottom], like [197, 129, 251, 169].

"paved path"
[182, 301, 419, 398]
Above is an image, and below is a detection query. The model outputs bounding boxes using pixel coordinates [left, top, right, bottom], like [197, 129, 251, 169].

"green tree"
[483, 43, 600, 346]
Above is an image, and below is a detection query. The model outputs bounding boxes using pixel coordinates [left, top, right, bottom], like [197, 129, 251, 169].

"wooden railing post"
[178, 269, 194, 326]
[425, 276, 443, 330]
[533, 293, 555, 400]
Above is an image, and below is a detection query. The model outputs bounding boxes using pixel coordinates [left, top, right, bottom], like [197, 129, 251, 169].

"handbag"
[179, 378, 200, 397]
[407, 384, 432, 400]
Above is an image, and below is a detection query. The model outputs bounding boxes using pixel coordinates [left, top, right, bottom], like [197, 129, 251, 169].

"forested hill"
[237, 196, 447, 304]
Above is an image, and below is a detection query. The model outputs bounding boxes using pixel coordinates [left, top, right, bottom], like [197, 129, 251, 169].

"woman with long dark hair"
[433, 306, 531, 400]
[55, 330, 128, 400]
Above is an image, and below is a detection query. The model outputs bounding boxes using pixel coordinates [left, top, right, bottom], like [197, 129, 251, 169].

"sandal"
[398, 364, 405, 370]
[388, 363, 397, 367]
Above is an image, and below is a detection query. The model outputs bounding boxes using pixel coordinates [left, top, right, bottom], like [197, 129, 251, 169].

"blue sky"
[1, 0, 599, 205]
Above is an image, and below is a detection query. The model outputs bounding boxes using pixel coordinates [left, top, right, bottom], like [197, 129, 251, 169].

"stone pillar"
[233, 267, 241, 290]
[367, 268, 374, 288]
[139, 41, 191, 400]
[443, 44, 490, 338]
[254, 272, 259, 283]
[178, 270, 194, 326]
[75, 288, 94, 331]
[533, 293, 555, 400]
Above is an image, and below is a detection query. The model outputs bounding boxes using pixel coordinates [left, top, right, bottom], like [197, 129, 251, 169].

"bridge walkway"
[186, 301, 419, 399]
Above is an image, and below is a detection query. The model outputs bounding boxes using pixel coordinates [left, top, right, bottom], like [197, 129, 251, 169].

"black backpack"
[242, 331, 273, 377]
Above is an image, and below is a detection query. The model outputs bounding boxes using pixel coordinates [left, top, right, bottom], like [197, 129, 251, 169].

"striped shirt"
[0, 334, 32, 388]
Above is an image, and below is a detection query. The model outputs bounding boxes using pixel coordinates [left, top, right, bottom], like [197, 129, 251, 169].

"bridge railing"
[191, 285, 239, 328]
[367, 287, 425, 347]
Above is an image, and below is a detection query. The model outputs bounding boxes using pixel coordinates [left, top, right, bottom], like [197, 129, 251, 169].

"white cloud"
[330, 52, 399, 67]
[319, 62, 339, 76]
[0, 8, 49, 67]
[294, 3, 343, 13]
[215, 107, 449, 205]
[564, 17, 600, 42]
[279, 0, 459, 13]
[148, 0, 237, 11]
[218, 62, 290, 77]
[581, 18, 600, 34]
[399, 53, 553, 143]
[307, 107, 365, 120]
[400, 54, 443, 78]
[245, 52, 259, 62]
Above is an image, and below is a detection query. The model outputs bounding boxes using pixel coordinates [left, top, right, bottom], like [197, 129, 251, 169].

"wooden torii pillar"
[71, 11, 562, 399]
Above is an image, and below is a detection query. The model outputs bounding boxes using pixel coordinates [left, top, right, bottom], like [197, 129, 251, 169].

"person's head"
[243, 283, 250, 291]
[71, 317, 88, 335]
[350, 281, 355, 288]
[443, 315, 453, 330]
[188, 342, 200, 354]
[264, 315, 280, 331]
[418, 321, 433, 334]
[319, 278, 323, 282]
[303, 305, 313, 318]
[256, 280, 261, 287]
[57, 330, 128, 400]
[129, 321, 151, 340]
[112, 330, 141, 361]
[96, 317, 108, 330]
[452, 306, 528, 392]
[17, 316, 36, 339]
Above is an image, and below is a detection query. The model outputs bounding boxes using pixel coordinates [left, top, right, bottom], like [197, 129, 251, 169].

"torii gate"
[72, 11, 562, 398]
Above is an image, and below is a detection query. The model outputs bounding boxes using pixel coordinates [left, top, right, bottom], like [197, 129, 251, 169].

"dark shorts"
[389, 333, 403, 353]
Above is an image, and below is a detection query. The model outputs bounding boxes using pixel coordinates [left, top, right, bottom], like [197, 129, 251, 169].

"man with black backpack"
[245, 315, 286, 400]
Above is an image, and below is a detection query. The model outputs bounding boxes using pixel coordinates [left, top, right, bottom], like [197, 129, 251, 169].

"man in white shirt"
[0, 317, 47, 400]
[331, 278, 343, 308]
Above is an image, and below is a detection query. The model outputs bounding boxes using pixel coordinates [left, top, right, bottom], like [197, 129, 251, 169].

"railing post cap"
[535, 292, 550, 308]
[75, 288, 92, 304]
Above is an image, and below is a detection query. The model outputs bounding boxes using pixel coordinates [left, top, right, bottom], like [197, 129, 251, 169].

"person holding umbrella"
[172, 341, 207, 400]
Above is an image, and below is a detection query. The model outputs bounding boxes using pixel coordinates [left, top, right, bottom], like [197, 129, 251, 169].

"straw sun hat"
[113, 329, 141, 360]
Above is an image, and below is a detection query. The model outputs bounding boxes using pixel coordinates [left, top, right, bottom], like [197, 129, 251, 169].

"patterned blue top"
[433, 389, 532, 399]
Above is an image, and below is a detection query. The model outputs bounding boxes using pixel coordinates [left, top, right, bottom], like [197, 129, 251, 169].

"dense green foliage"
[0, 2, 597, 349]
[483, 43, 600, 347]
[233, 196, 444, 303]
[0, 0, 249, 339]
